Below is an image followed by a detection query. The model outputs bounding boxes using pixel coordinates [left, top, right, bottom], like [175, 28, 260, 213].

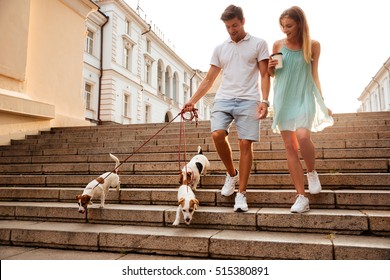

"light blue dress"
[272, 44, 334, 133]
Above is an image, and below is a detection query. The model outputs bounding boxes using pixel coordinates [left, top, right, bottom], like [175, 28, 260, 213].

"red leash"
[178, 109, 199, 176]
[178, 109, 198, 188]
[101, 108, 199, 182]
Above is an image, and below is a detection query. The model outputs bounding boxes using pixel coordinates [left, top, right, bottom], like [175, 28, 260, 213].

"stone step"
[1, 173, 389, 189]
[1, 220, 389, 259]
[1, 135, 389, 158]
[1, 148, 389, 165]
[19, 123, 390, 142]
[43, 120, 388, 139]
[1, 201, 390, 235]
[2, 112, 390, 141]
[1, 188, 390, 210]
[2, 112, 382, 145]
[0, 158, 388, 175]
[5, 127, 390, 148]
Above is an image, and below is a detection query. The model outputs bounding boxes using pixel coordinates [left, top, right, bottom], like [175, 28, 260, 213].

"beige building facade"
[0, 0, 98, 145]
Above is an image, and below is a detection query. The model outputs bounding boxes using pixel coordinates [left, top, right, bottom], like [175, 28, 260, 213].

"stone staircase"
[0, 112, 389, 259]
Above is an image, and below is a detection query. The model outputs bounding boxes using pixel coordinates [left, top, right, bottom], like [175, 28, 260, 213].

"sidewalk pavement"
[0, 245, 201, 260]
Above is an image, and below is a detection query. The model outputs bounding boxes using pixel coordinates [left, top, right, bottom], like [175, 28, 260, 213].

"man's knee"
[211, 130, 227, 142]
[239, 139, 254, 153]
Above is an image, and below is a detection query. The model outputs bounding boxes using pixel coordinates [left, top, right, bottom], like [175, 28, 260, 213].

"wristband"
[261, 100, 270, 107]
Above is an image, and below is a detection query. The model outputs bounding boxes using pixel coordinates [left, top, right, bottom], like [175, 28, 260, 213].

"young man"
[182, 5, 270, 212]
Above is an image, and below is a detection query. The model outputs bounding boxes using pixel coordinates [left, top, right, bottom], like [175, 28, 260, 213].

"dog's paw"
[99, 205, 105, 208]
[172, 220, 179, 226]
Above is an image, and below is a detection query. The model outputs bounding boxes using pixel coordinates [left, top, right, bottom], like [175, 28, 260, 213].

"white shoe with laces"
[221, 170, 239, 197]
[234, 192, 248, 212]
[290, 194, 310, 213]
[307, 170, 322, 194]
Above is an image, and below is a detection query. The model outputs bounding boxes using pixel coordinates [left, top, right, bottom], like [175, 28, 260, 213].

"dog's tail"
[197, 145, 203, 154]
[109, 153, 120, 173]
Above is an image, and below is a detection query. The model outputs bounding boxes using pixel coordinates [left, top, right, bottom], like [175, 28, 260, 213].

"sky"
[125, 0, 389, 113]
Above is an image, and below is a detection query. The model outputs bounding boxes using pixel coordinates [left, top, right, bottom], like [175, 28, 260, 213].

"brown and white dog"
[76, 153, 120, 214]
[172, 184, 199, 226]
[179, 146, 210, 191]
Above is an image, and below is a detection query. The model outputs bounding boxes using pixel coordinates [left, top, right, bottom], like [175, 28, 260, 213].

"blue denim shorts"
[211, 99, 260, 141]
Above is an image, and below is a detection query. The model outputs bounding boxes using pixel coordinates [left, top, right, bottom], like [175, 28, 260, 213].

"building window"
[158, 61, 163, 93]
[146, 39, 151, 53]
[125, 19, 131, 35]
[165, 71, 171, 98]
[124, 47, 132, 70]
[84, 82, 92, 110]
[85, 29, 94, 55]
[145, 64, 152, 85]
[184, 88, 189, 104]
[145, 104, 151, 123]
[143, 53, 154, 85]
[124, 93, 130, 117]
[173, 72, 178, 102]
[380, 86, 385, 111]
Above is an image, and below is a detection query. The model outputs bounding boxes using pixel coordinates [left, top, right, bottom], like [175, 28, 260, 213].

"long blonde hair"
[280, 6, 312, 63]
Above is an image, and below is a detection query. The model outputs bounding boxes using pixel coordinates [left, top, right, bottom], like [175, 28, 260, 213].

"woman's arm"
[268, 40, 283, 77]
[311, 40, 323, 97]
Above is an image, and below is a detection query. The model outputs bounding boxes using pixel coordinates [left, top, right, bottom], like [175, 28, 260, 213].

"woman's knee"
[296, 129, 312, 143]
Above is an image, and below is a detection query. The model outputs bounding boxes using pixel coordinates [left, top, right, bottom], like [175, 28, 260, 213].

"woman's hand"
[268, 56, 278, 76]
[268, 56, 279, 69]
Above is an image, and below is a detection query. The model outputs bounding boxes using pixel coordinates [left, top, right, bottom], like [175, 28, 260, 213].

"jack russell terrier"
[76, 153, 120, 214]
[179, 146, 210, 191]
[172, 184, 199, 226]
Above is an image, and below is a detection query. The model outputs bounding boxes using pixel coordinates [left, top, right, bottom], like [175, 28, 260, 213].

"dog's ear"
[191, 198, 199, 209]
[76, 195, 81, 200]
[178, 197, 185, 206]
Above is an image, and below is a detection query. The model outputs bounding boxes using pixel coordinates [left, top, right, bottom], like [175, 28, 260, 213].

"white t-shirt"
[210, 33, 269, 101]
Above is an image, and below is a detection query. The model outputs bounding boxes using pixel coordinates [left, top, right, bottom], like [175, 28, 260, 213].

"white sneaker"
[307, 170, 322, 194]
[234, 192, 248, 212]
[290, 194, 310, 213]
[221, 170, 239, 197]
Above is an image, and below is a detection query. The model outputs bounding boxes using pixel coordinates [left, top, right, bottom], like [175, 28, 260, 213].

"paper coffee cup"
[271, 52, 283, 69]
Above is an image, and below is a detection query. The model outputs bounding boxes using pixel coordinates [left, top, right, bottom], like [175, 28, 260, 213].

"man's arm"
[182, 65, 221, 112]
[257, 59, 270, 119]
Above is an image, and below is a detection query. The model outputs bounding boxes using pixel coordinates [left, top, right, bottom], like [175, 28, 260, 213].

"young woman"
[268, 6, 334, 213]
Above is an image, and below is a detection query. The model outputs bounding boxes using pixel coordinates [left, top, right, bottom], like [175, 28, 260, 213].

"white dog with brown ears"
[179, 146, 210, 191]
[172, 184, 199, 226]
[76, 153, 121, 214]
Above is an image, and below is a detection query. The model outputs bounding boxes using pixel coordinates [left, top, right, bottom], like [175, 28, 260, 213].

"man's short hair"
[220, 5, 244, 21]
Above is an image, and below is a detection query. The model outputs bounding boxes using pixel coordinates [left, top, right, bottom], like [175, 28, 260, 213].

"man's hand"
[257, 103, 268, 119]
[182, 102, 195, 113]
